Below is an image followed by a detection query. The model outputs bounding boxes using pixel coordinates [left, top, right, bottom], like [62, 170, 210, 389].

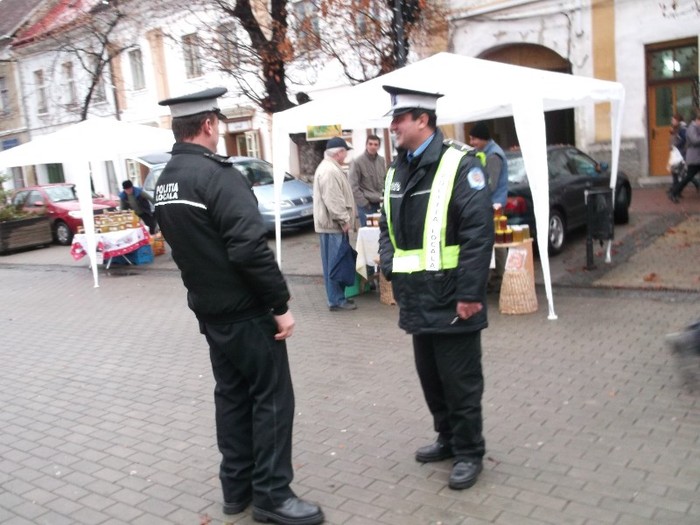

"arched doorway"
[465, 44, 575, 149]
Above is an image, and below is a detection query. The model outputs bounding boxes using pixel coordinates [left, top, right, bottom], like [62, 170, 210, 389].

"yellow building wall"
[591, 0, 616, 141]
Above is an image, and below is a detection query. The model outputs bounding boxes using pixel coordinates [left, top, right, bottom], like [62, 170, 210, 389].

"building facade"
[449, 0, 699, 182]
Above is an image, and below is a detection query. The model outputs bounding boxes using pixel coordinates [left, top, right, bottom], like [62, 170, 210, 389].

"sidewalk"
[1, 187, 698, 292]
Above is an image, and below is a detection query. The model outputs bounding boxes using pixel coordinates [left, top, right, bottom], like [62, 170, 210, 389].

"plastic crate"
[344, 273, 370, 298]
[124, 244, 154, 265]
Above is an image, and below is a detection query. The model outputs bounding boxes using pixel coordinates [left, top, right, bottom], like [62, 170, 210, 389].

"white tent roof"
[0, 118, 174, 287]
[272, 52, 625, 319]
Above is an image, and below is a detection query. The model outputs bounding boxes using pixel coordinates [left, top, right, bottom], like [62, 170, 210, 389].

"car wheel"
[548, 210, 566, 255]
[614, 185, 630, 224]
[54, 221, 73, 245]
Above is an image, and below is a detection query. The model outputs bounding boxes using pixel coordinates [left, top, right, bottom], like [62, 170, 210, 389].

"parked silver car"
[143, 154, 314, 232]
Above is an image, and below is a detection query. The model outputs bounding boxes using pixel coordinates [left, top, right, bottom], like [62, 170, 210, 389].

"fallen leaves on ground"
[643, 272, 659, 282]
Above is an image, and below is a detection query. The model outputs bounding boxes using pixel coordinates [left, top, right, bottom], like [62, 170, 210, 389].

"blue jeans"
[319, 232, 348, 307]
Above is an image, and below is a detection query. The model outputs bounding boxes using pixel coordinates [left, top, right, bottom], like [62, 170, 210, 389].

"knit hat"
[469, 122, 491, 141]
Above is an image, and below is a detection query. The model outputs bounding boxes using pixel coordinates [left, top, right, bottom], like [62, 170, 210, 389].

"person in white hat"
[155, 87, 324, 524]
[379, 85, 494, 491]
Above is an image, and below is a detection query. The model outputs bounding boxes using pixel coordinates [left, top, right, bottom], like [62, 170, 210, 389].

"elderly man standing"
[349, 134, 386, 227]
[313, 137, 357, 312]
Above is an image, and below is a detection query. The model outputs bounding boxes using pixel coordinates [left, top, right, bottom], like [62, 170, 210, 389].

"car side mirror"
[32, 200, 45, 207]
[598, 162, 609, 173]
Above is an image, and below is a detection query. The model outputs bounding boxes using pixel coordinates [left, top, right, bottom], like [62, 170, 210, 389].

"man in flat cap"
[154, 88, 324, 524]
[312, 136, 357, 312]
[469, 121, 509, 292]
[378, 85, 494, 491]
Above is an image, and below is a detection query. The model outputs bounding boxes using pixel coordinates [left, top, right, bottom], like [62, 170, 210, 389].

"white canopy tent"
[0, 118, 174, 287]
[272, 52, 625, 320]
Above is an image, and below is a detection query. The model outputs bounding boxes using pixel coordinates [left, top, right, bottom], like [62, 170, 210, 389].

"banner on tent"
[306, 124, 342, 141]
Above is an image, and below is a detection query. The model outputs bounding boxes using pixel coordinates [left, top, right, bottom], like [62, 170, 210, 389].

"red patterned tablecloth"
[71, 226, 150, 262]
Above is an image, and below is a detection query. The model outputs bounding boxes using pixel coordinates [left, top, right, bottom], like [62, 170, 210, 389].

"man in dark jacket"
[154, 87, 323, 525]
[378, 85, 494, 491]
[119, 180, 157, 234]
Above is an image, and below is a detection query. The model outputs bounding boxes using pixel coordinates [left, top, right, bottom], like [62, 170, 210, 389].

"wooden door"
[646, 40, 698, 176]
[648, 81, 694, 176]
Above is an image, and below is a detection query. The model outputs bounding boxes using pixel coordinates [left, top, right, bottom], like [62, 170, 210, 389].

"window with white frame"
[355, 0, 381, 36]
[217, 24, 239, 70]
[91, 57, 106, 102]
[62, 62, 77, 106]
[34, 70, 48, 113]
[183, 34, 202, 78]
[292, 0, 320, 52]
[0, 77, 9, 115]
[129, 48, 146, 90]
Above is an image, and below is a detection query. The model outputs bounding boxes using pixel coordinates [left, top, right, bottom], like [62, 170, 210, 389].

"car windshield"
[231, 159, 294, 186]
[44, 185, 78, 202]
[506, 154, 529, 184]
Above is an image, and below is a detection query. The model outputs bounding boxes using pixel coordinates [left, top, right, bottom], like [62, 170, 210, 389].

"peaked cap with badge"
[383, 85, 443, 117]
[159, 87, 229, 120]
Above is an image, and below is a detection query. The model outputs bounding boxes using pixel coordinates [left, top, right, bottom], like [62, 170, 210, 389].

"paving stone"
[0, 201, 699, 525]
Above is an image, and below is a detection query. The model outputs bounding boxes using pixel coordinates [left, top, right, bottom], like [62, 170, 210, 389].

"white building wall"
[614, 0, 699, 140]
[449, 0, 700, 179]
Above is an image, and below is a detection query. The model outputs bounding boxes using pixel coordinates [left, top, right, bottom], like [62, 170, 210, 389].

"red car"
[11, 184, 119, 245]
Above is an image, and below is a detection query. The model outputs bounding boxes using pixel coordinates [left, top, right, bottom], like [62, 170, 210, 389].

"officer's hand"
[274, 311, 295, 340]
[456, 301, 482, 320]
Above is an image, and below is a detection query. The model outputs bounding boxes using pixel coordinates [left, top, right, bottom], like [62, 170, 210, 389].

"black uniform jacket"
[155, 142, 290, 324]
[378, 130, 495, 335]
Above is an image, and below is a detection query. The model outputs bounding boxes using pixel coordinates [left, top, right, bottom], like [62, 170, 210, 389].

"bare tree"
[12, 0, 146, 121]
[185, 0, 447, 114]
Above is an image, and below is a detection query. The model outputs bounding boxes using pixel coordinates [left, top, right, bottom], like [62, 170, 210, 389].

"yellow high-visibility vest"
[384, 147, 467, 273]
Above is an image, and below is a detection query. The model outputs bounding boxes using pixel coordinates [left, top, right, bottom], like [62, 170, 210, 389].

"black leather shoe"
[415, 440, 454, 463]
[223, 497, 251, 515]
[448, 461, 483, 490]
[252, 497, 324, 525]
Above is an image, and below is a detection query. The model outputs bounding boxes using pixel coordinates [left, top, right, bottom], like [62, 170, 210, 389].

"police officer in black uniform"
[155, 88, 323, 525]
[378, 86, 494, 490]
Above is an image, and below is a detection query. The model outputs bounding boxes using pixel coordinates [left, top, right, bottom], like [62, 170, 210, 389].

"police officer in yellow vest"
[378, 86, 494, 490]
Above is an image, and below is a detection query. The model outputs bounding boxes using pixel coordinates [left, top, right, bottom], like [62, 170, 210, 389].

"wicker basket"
[498, 269, 538, 315]
[379, 273, 396, 305]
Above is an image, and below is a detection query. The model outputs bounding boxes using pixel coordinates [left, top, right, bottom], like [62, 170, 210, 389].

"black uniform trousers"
[200, 314, 295, 508]
[413, 330, 485, 462]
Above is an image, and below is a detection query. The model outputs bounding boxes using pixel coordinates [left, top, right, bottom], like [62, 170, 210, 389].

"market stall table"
[70, 226, 151, 268]
[355, 226, 380, 279]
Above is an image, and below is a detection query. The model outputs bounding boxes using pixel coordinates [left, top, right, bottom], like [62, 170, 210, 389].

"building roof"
[11, 0, 96, 47]
[0, 0, 48, 42]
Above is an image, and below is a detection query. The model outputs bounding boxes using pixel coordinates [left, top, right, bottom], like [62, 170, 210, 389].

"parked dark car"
[11, 184, 119, 245]
[504, 145, 632, 254]
[143, 155, 313, 232]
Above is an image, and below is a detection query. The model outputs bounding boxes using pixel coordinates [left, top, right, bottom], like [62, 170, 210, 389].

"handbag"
[329, 234, 358, 288]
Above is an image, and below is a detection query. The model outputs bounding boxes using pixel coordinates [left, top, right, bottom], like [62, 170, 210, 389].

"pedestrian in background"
[119, 180, 157, 234]
[669, 110, 700, 203]
[469, 121, 508, 292]
[313, 137, 357, 312]
[349, 134, 386, 227]
[154, 87, 324, 525]
[378, 85, 494, 491]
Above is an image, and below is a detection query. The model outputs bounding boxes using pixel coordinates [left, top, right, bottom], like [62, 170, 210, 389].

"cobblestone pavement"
[0, 186, 699, 524]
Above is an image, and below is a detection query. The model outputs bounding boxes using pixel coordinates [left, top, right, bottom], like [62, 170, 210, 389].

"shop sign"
[227, 120, 252, 132]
